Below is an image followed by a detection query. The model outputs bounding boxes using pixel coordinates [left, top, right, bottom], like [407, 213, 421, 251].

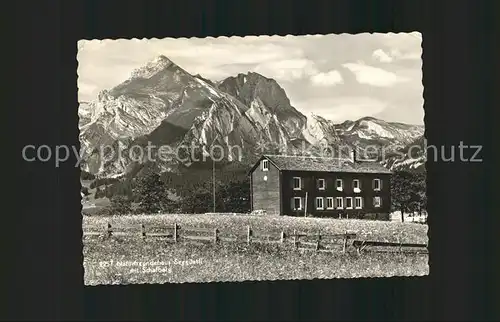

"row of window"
[292, 177, 382, 191]
[292, 196, 382, 211]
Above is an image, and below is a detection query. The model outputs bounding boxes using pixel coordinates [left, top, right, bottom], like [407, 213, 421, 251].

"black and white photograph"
[78, 33, 428, 285]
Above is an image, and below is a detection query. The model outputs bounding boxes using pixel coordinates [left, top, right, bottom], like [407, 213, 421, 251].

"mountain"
[381, 135, 426, 172]
[79, 55, 424, 178]
[79, 56, 187, 158]
[218, 72, 307, 139]
[79, 56, 312, 176]
[304, 115, 424, 158]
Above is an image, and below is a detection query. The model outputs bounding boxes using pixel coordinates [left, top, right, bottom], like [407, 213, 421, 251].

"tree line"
[103, 172, 250, 216]
[87, 163, 251, 216]
[85, 166, 427, 221]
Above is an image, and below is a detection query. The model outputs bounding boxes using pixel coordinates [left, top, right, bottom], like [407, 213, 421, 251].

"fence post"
[316, 232, 321, 251]
[140, 224, 146, 239]
[280, 231, 285, 243]
[173, 223, 178, 243]
[342, 231, 348, 253]
[106, 223, 112, 238]
[293, 229, 298, 249]
[247, 226, 251, 244]
[214, 228, 219, 244]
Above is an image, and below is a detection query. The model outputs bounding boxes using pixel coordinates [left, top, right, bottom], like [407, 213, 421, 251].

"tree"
[179, 184, 213, 214]
[411, 172, 427, 220]
[134, 172, 173, 214]
[89, 177, 119, 189]
[391, 171, 427, 222]
[80, 170, 96, 180]
[94, 186, 104, 199]
[219, 180, 251, 213]
[104, 185, 112, 198]
[391, 171, 415, 222]
[176, 178, 251, 214]
[110, 195, 132, 215]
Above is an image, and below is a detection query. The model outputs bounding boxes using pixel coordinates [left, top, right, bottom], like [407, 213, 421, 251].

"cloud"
[342, 63, 410, 87]
[77, 82, 100, 101]
[310, 70, 343, 86]
[372, 49, 393, 63]
[77, 38, 311, 92]
[254, 59, 319, 82]
[388, 49, 421, 60]
[77, 33, 424, 125]
[294, 96, 388, 123]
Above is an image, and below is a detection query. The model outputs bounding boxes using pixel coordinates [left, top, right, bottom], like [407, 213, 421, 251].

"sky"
[78, 32, 423, 125]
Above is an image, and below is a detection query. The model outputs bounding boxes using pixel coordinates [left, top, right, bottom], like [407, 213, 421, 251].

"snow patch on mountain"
[382, 155, 426, 171]
[246, 98, 272, 127]
[194, 76, 221, 98]
[357, 119, 396, 138]
[130, 55, 173, 79]
[302, 113, 339, 144]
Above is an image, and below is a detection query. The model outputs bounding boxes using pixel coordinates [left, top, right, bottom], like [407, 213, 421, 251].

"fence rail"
[352, 240, 428, 254]
[83, 222, 427, 254]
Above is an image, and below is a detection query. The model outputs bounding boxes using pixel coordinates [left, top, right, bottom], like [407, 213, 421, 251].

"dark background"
[10, 0, 496, 320]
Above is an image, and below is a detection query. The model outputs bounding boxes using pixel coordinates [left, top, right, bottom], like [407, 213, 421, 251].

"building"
[248, 152, 392, 220]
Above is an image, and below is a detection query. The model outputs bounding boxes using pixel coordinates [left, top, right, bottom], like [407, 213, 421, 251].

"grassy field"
[83, 214, 429, 285]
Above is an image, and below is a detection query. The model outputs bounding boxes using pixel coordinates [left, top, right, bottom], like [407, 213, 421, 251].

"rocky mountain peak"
[129, 55, 177, 79]
[153, 55, 172, 63]
[359, 116, 378, 122]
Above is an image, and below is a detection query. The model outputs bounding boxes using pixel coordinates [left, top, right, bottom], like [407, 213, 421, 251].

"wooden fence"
[83, 223, 428, 254]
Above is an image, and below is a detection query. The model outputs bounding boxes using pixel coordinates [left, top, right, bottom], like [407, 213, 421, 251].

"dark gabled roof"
[258, 154, 392, 174]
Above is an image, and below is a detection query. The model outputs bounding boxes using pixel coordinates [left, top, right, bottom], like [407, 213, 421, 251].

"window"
[317, 178, 326, 190]
[262, 159, 269, 171]
[335, 197, 344, 209]
[316, 197, 324, 210]
[345, 197, 353, 209]
[353, 179, 360, 190]
[373, 178, 381, 191]
[373, 196, 381, 208]
[293, 177, 301, 190]
[355, 197, 363, 209]
[292, 197, 302, 210]
[326, 197, 334, 209]
[336, 179, 343, 191]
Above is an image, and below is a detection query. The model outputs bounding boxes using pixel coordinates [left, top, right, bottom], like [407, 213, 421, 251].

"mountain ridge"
[79, 55, 424, 178]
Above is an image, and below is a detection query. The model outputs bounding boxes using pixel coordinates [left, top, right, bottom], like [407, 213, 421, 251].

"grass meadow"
[83, 214, 429, 285]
